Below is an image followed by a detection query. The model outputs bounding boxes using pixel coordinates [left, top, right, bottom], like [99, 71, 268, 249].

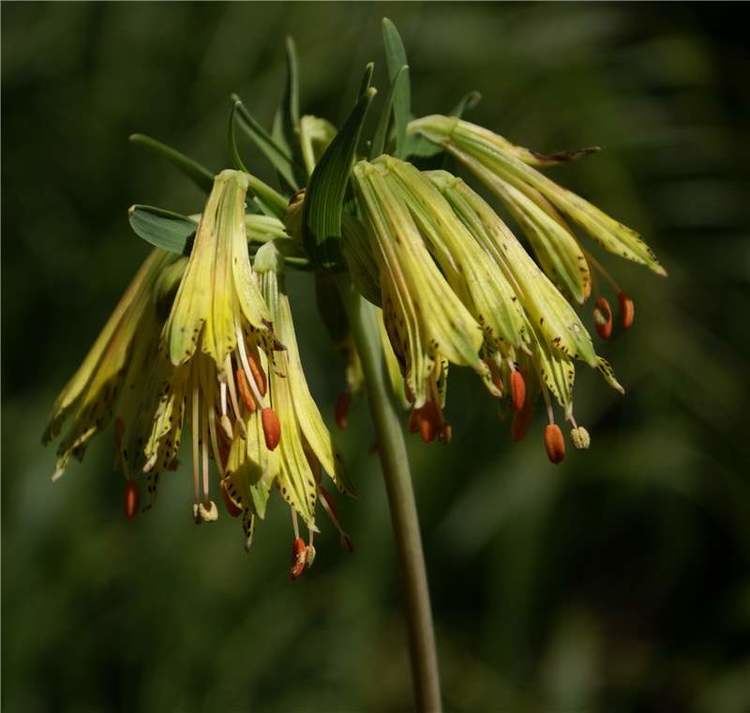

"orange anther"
[510, 370, 526, 412]
[618, 292, 635, 330]
[543, 424, 566, 464]
[236, 368, 256, 412]
[593, 297, 613, 340]
[248, 352, 267, 397]
[289, 537, 307, 580]
[220, 478, 242, 518]
[124, 480, 139, 521]
[334, 391, 350, 430]
[261, 408, 281, 450]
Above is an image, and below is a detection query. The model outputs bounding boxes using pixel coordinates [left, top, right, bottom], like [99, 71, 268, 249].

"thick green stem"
[342, 284, 442, 713]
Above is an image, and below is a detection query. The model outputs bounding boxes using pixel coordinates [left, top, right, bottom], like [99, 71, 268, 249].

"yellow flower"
[43, 248, 181, 488]
[349, 159, 489, 442]
[223, 241, 352, 575]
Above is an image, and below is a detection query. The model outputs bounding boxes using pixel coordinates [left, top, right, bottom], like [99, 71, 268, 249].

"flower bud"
[543, 424, 566, 464]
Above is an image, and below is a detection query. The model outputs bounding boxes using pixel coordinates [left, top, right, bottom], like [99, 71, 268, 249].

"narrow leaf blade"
[382, 18, 411, 157]
[129, 134, 214, 194]
[370, 64, 409, 159]
[304, 74, 377, 266]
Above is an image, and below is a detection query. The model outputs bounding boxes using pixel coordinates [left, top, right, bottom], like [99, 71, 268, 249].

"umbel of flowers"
[43, 21, 665, 575]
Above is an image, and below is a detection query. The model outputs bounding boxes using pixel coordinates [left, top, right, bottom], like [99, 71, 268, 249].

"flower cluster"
[343, 117, 664, 463]
[44, 170, 350, 576]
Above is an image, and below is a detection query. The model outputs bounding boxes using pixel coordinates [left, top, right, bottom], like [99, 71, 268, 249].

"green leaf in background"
[370, 64, 409, 159]
[129, 134, 214, 194]
[271, 36, 305, 188]
[231, 93, 300, 191]
[382, 18, 411, 158]
[303, 68, 377, 266]
[128, 204, 197, 254]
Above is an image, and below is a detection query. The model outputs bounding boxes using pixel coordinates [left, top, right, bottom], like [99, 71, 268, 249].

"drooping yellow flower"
[43, 248, 181, 487]
[221, 240, 353, 576]
[349, 159, 491, 443]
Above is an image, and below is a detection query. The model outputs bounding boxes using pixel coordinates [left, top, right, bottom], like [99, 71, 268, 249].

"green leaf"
[231, 93, 300, 191]
[382, 18, 411, 157]
[272, 37, 307, 188]
[128, 205, 198, 255]
[303, 69, 377, 266]
[370, 64, 409, 159]
[129, 134, 214, 194]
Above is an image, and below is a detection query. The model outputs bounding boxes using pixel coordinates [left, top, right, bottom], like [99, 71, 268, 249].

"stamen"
[289, 537, 307, 580]
[219, 382, 233, 440]
[236, 367, 257, 412]
[543, 424, 566, 464]
[319, 485, 354, 552]
[207, 406, 224, 476]
[223, 356, 246, 436]
[201, 405, 210, 504]
[334, 391, 351, 430]
[261, 407, 281, 450]
[593, 297, 613, 340]
[618, 292, 635, 330]
[584, 248, 622, 293]
[291, 509, 300, 539]
[234, 322, 265, 405]
[191, 379, 201, 507]
[124, 480, 139, 521]
[570, 425, 591, 449]
[509, 367, 526, 412]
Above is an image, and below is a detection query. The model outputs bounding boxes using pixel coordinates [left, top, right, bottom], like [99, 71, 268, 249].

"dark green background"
[3, 3, 749, 712]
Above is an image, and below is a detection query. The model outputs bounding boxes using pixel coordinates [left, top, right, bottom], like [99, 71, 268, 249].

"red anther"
[236, 368, 256, 412]
[408, 409, 420, 433]
[543, 424, 566, 464]
[220, 478, 242, 518]
[124, 480, 139, 521]
[418, 400, 443, 444]
[289, 537, 307, 580]
[261, 408, 281, 450]
[593, 297, 613, 340]
[248, 352, 267, 397]
[418, 412, 436, 444]
[510, 370, 526, 412]
[618, 292, 635, 330]
[341, 534, 354, 553]
[334, 391, 350, 430]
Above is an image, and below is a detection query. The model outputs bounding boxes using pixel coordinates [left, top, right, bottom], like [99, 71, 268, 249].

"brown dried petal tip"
[261, 407, 281, 450]
[618, 292, 635, 330]
[124, 480, 140, 521]
[543, 424, 566, 464]
[593, 297, 613, 340]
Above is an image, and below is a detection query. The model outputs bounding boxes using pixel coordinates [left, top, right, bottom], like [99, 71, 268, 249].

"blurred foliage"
[2, 3, 750, 712]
